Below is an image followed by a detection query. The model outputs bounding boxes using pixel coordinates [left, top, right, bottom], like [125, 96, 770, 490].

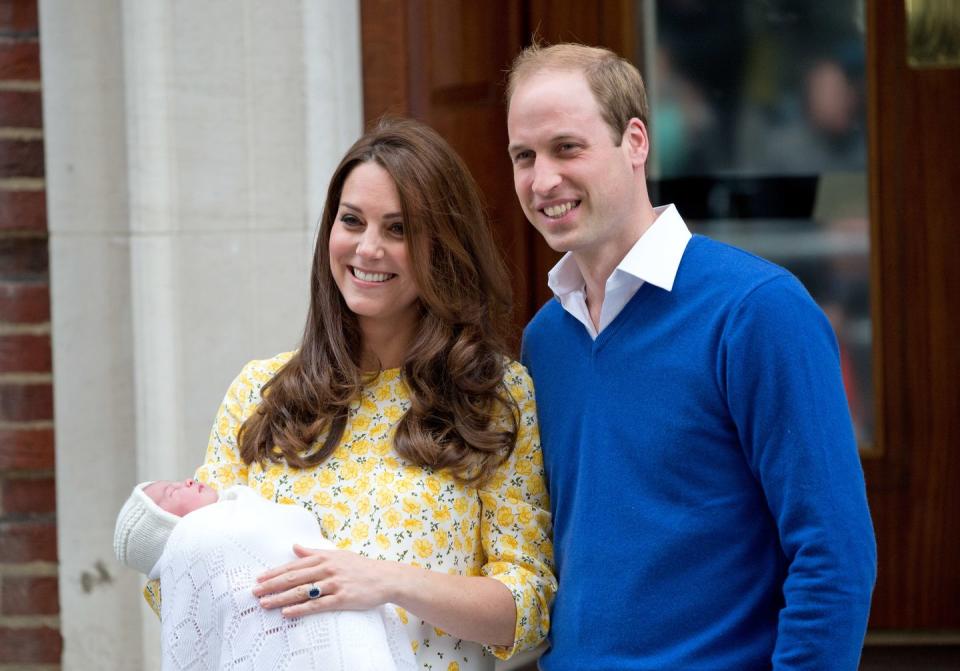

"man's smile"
[541, 200, 581, 218]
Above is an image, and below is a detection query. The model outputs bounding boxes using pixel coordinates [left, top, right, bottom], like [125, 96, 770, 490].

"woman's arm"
[254, 362, 555, 654]
[253, 545, 517, 646]
[194, 357, 285, 489]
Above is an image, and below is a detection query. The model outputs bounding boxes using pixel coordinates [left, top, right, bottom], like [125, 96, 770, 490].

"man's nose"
[531, 159, 561, 195]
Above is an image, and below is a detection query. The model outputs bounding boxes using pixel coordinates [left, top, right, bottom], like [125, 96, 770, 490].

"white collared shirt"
[546, 203, 692, 339]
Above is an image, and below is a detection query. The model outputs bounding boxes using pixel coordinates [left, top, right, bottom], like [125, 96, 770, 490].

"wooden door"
[360, 0, 960, 633]
[861, 0, 960, 630]
[361, 0, 531, 347]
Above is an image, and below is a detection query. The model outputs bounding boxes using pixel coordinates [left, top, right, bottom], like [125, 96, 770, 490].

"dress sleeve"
[193, 362, 258, 489]
[478, 361, 557, 660]
[143, 579, 162, 618]
[723, 276, 876, 670]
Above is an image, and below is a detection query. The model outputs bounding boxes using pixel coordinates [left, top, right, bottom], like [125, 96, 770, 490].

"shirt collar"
[546, 203, 692, 297]
[546, 251, 585, 297]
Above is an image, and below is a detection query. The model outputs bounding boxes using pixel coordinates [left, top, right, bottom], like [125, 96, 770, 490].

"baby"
[114, 479, 415, 671]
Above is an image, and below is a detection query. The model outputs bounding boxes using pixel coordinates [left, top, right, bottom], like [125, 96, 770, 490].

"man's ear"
[622, 118, 650, 169]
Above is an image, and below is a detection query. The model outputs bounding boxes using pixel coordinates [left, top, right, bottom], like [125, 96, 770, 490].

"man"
[507, 43, 876, 670]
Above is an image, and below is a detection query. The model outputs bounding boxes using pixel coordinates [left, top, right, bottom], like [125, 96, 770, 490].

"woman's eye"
[340, 214, 361, 227]
[388, 223, 404, 236]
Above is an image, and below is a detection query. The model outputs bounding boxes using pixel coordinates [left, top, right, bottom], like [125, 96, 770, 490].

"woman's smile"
[350, 266, 397, 283]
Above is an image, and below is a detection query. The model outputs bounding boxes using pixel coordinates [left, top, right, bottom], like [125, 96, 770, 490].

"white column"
[40, 1, 362, 667]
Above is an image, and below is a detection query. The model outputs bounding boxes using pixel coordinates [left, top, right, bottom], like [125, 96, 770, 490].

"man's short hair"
[507, 41, 650, 145]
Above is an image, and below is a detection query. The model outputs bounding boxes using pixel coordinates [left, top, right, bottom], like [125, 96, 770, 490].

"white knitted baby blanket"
[153, 485, 416, 670]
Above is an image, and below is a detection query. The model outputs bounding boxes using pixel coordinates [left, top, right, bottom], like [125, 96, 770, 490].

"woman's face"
[329, 161, 420, 337]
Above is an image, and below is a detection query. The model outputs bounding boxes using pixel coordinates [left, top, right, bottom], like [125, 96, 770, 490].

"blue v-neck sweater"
[522, 236, 876, 671]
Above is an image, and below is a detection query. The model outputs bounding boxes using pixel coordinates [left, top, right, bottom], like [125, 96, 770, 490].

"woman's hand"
[254, 544, 516, 646]
[252, 544, 401, 618]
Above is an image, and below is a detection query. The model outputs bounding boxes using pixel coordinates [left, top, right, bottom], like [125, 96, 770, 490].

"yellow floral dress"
[189, 352, 554, 670]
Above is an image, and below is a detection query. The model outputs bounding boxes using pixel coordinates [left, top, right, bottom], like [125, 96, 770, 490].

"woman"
[180, 118, 554, 669]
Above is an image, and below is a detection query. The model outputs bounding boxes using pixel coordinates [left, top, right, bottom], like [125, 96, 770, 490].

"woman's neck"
[358, 314, 418, 371]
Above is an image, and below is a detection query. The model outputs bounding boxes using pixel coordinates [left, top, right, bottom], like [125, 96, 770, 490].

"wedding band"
[306, 583, 323, 599]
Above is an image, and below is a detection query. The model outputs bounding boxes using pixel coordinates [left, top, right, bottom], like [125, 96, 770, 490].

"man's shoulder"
[521, 298, 569, 371]
[522, 297, 573, 353]
[683, 236, 826, 338]
[680, 235, 806, 304]
[525, 297, 566, 334]
[684, 235, 790, 284]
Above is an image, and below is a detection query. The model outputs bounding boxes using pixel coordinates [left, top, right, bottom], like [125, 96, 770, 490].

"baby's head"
[113, 478, 219, 575]
[143, 478, 218, 515]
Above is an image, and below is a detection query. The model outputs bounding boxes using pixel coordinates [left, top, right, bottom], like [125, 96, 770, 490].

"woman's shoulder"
[223, 352, 296, 402]
[500, 358, 535, 403]
[234, 351, 296, 383]
[501, 357, 530, 380]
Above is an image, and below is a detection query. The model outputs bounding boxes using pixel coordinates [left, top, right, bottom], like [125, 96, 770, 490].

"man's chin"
[540, 233, 577, 254]
[531, 225, 575, 253]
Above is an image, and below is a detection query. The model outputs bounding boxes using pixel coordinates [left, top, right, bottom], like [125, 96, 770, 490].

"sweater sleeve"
[723, 275, 876, 670]
[479, 361, 557, 660]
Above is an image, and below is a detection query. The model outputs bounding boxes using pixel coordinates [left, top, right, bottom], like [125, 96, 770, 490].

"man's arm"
[724, 275, 877, 670]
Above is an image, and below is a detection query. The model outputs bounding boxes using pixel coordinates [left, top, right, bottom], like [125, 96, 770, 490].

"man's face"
[507, 69, 647, 261]
[144, 479, 218, 517]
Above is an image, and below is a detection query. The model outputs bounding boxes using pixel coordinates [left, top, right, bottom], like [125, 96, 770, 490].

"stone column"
[39, 1, 362, 667]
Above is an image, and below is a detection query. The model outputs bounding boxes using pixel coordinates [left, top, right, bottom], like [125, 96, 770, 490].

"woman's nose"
[356, 230, 385, 258]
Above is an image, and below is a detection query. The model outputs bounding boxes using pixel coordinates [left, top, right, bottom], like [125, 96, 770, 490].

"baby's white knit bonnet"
[113, 482, 180, 575]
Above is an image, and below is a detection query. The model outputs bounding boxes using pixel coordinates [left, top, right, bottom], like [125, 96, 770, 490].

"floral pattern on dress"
[184, 352, 555, 670]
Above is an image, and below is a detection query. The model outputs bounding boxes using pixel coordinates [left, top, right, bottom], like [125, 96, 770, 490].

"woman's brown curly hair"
[238, 118, 518, 486]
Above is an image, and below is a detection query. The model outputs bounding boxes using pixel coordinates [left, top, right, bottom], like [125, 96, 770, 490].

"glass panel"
[640, 0, 873, 444]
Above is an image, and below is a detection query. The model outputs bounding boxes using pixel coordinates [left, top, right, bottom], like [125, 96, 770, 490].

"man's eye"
[513, 151, 532, 163]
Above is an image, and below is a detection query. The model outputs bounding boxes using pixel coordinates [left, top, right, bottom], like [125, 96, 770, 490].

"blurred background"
[0, 0, 956, 668]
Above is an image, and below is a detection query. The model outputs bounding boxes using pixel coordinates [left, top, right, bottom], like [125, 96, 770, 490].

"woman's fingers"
[292, 543, 314, 558]
[253, 568, 323, 598]
[252, 549, 329, 597]
[258, 580, 327, 610]
[255, 546, 325, 581]
[254, 549, 397, 617]
[280, 592, 341, 618]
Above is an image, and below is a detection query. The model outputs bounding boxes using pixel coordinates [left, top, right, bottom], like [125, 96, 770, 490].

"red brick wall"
[0, 0, 61, 666]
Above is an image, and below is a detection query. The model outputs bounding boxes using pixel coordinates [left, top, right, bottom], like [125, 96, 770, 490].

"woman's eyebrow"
[340, 202, 402, 220]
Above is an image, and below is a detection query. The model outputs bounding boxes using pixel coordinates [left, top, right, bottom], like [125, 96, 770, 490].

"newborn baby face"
[144, 478, 218, 516]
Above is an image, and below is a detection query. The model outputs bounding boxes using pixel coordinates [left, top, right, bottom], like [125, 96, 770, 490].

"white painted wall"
[40, 1, 362, 667]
